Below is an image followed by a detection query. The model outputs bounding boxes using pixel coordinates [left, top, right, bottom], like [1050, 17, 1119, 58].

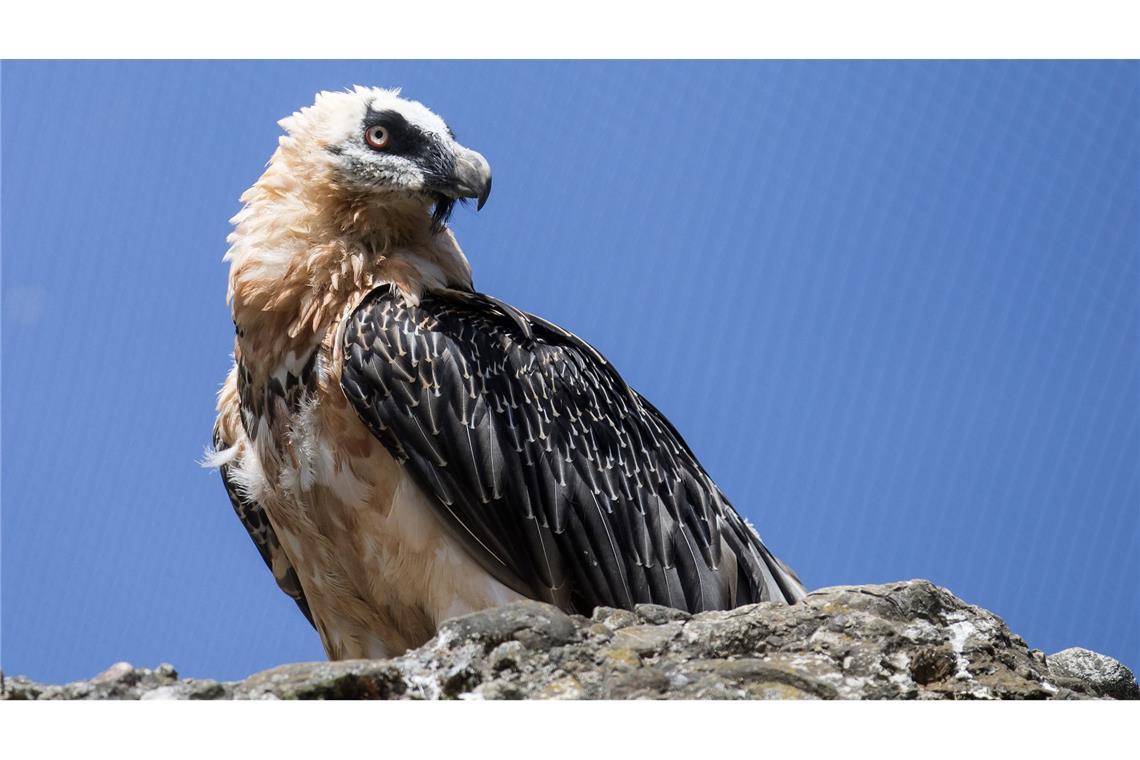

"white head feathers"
[277, 86, 451, 152]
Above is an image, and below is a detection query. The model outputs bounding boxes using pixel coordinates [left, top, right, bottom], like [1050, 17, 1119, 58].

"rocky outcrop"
[4, 580, 1135, 700]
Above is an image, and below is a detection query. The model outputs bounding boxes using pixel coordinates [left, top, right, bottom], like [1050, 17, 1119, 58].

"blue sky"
[2, 61, 1136, 683]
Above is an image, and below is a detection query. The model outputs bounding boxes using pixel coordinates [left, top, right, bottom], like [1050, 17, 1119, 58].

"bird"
[210, 86, 806, 660]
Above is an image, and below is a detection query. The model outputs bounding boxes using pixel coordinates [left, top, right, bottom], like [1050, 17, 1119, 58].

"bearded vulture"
[211, 86, 806, 660]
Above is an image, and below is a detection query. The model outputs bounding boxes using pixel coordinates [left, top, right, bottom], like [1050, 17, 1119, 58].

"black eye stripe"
[359, 106, 455, 181]
[364, 108, 412, 135]
[364, 108, 427, 154]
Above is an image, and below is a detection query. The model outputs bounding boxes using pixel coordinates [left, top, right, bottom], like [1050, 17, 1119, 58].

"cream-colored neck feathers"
[225, 141, 473, 365]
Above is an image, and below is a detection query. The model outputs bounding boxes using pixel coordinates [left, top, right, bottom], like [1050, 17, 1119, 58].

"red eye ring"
[364, 125, 389, 150]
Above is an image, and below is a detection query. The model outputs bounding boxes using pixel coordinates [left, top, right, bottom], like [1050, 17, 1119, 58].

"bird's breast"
[233, 340, 523, 659]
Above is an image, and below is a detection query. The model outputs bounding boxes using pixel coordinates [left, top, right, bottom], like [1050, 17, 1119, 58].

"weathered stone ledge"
[4, 580, 1135, 700]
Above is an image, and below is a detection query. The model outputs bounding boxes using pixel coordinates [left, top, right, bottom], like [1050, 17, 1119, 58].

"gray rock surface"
[4, 580, 1135, 700]
[1046, 647, 1139, 700]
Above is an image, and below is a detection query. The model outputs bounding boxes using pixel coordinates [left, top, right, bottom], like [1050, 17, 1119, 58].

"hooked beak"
[444, 148, 493, 210]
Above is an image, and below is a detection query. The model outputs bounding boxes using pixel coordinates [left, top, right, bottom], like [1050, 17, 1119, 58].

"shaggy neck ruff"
[225, 145, 473, 366]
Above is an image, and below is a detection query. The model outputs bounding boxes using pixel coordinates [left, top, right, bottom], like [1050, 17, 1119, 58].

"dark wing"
[341, 285, 806, 615]
[213, 427, 315, 628]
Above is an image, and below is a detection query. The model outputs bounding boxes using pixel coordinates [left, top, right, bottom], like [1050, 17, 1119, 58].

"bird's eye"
[364, 125, 390, 150]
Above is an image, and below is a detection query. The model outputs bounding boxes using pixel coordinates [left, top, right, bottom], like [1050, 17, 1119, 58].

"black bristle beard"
[430, 193, 457, 234]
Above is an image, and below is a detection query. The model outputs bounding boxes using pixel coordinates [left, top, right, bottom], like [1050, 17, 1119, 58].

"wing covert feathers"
[341, 285, 806, 615]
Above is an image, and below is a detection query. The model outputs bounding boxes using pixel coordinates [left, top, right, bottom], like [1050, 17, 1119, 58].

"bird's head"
[275, 86, 492, 233]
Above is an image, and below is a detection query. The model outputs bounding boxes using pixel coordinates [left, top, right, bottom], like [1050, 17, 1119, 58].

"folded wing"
[341, 285, 805, 614]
